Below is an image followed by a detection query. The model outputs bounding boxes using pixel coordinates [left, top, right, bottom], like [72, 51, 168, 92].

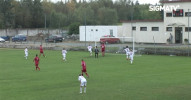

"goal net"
[94, 36, 135, 54]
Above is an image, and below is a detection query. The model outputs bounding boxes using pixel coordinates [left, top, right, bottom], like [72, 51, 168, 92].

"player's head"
[79, 74, 83, 76]
[96, 46, 97, 48]
[40, 45, 42, 46]
[63, 48, 65, 50]
[81, 59, 84, 61]
[36, 54, 38, 57]
[126, 46, 128, 48]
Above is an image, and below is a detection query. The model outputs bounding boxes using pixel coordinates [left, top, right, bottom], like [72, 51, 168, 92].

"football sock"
[80, 87, 82, 93]
[86, 73, 89, 77]
[84, 87, 86, 93]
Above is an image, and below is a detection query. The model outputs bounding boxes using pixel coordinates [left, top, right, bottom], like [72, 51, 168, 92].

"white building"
[80, 0, 191, 44]
[79, 26, 118, 41]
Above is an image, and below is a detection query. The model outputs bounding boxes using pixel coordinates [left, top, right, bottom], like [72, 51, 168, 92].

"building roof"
[160, 0, 191, 3]
[121, 19, 164, 23]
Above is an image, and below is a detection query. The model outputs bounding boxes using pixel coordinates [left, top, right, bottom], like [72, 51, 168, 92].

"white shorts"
[130, 55, 133, 60]
[80, 81, 87, 86]
[25, 53, 28, 56]
[62, 54, 66, 58]
[126, 54, 129, 58]
[88, 49, 92, 53]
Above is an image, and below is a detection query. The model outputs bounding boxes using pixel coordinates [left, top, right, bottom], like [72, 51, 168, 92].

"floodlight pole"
[131, 1, 134, 52]
[188, 9, 190, 56]
[84, 9, 87, 47]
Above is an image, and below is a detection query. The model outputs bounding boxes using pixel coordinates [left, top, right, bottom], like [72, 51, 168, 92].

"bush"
[68, 22, 80, 35]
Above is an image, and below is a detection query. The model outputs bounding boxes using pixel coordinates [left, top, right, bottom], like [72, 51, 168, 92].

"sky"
[50, 0, 160, 5]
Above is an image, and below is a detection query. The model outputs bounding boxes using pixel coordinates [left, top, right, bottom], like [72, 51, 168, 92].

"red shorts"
[40, 50, 43, 53]
[35, 63, 39, 66]
[82, 69, 87, 72]
[102, 49, 105, 52]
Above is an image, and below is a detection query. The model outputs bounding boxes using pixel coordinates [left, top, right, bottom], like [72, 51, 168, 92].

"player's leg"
[63, 54, 66, 61]
[38, 66, 40, 71]
[43, 53, 45, 57]
[36, 64, 40, 71]
[130, 56, 133, 64]
[81, 70, 83, 75]
[84, 82, 87, 93]
[80, 82, 84, 93]
[80, 86, 82, 93]
[85, 72, 89, 78]
[90, 50, 92, 56]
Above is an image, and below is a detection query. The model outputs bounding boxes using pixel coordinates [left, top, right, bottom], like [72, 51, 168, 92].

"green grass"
[1, 48, 191, 100]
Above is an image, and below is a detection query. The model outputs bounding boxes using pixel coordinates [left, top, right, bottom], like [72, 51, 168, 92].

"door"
[175, 27, 183, 44]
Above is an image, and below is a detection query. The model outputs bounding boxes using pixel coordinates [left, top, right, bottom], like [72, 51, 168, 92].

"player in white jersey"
[87, 45, 92, 56]
[24, 47, 28, 59]
[78, 74, 87, 93]
[62, 48, 67, 61]
[124, 46, 130, 60]
[129, 49, 134, 64]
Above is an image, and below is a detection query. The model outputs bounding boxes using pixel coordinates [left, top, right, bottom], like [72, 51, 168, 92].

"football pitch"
[1, 48, 191, 100]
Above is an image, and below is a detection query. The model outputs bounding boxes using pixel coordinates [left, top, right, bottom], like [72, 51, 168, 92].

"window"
[110, 29, 113, 36]
[152, 27, 159, 31]
[166, 27, 172, 31]
[185, 12, 191, 17]
[132, 27, 136, 30]
[185, 27, 191, 32]
[140, 27, 147, 31]
[173, 9, 184, 17]
[166, 13, 172, 17]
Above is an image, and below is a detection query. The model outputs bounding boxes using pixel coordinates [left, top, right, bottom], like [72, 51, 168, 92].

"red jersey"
[34, 57, 40, 64]
[81, 61, 86, 70]
[101, 44, 105, 50]
[40, 46, 43, 52]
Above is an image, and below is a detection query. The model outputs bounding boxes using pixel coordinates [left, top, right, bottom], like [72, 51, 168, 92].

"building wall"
[121, 22, 166, 43]
[164, 2, 191, 43]
[79, 26, 118, 41]
[0, 29, 63, 36]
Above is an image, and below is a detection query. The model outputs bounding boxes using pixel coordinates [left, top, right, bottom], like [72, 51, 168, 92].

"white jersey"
[124, 48, 130, 55]
[78, 76, 87, 82]
[62, 50, 67, 55]
[24, 48, 28, 54]
[129, 51, 134, 60]
[129, 51, 134, 57]
[87, 46, 92, 51]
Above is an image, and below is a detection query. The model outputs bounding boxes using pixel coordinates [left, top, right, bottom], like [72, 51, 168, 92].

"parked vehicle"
[1, 36, 10, 41]
[45, 35, 63, 43]
[0, 37, 5, 42]
[100, 35, 120, 44]
[12, 34, 27, 42]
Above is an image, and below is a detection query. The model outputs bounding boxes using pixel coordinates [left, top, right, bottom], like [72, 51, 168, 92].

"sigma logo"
[149, 5, 180, 11]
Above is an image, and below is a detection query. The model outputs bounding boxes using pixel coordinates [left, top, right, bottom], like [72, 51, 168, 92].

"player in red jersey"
[81, 59, 89, 77]
[33, 54, 40, 71]
[39, 45, 45, 57]
[101, 43, 105, 57]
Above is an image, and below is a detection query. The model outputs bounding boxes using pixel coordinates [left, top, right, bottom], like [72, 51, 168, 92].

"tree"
[97, 7, 118, 25]
[68, 22, 80, 35]
[0, 0, 15, 28]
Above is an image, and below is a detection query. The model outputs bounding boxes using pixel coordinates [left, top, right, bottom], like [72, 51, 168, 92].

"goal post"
[117, 37, 135, 52]
[95, 36, 135, 54]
